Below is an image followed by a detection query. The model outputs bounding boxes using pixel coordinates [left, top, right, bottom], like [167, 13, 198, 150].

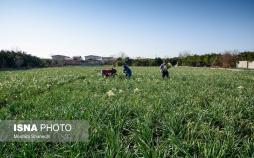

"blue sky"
[0, 0, 254, 58]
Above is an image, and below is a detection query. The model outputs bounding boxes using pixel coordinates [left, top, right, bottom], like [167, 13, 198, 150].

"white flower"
[136, 78, 142, 82]
[134, 88, 140, 93]
[107, 90, 115, 97]
[46, 84, 51, 88]
[119, 89, 123, 93]
[238, 86, 244, 89]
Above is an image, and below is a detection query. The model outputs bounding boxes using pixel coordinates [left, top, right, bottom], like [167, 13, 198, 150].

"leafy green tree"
[154, 57, 163, 66]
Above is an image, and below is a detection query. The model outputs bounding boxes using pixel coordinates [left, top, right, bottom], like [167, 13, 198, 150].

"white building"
[102, 57, 115, 64]
[52, 55, 70, 61]
[83, 55, 103, 65]
[237, 61, 254, 69]
[84, 55, 102, 61]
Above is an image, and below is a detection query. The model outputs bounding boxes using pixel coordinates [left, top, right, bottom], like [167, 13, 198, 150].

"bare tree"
[221, 51, 238, 68]
[118, 51, 128, 59]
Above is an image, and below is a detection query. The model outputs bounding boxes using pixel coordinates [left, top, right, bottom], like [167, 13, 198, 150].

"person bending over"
[123, 64, 132, 78]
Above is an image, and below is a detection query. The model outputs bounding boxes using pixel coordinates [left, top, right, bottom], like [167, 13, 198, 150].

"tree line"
[0, 50, 47, 69]
[1, 50, 254, 69]
[114, 51, 254, 68]
[177, 51, 254, 68]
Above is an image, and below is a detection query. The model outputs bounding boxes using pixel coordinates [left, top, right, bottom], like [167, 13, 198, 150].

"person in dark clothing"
[102, 68, 117, 77]
[160, 63, 169, 79]
[123, 64, 132, 78]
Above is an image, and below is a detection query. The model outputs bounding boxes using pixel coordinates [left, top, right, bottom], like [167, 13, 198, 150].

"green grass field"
[0, 66, 254, 157]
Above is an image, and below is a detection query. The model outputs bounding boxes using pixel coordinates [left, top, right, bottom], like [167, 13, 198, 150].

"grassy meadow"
[0, 66, 254, 157]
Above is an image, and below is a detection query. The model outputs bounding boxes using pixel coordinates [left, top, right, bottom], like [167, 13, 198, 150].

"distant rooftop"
[51, 55, 70, 58]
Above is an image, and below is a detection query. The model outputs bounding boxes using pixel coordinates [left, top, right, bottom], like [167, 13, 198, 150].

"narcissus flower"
[136, 78, 142, 82]
[134, 88, 140, 93]
[107, 90, 115, 97]
[238, 86, 244, 89]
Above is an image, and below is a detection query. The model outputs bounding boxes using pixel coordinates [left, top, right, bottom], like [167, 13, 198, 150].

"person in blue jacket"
[123, 64, 132, 78]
